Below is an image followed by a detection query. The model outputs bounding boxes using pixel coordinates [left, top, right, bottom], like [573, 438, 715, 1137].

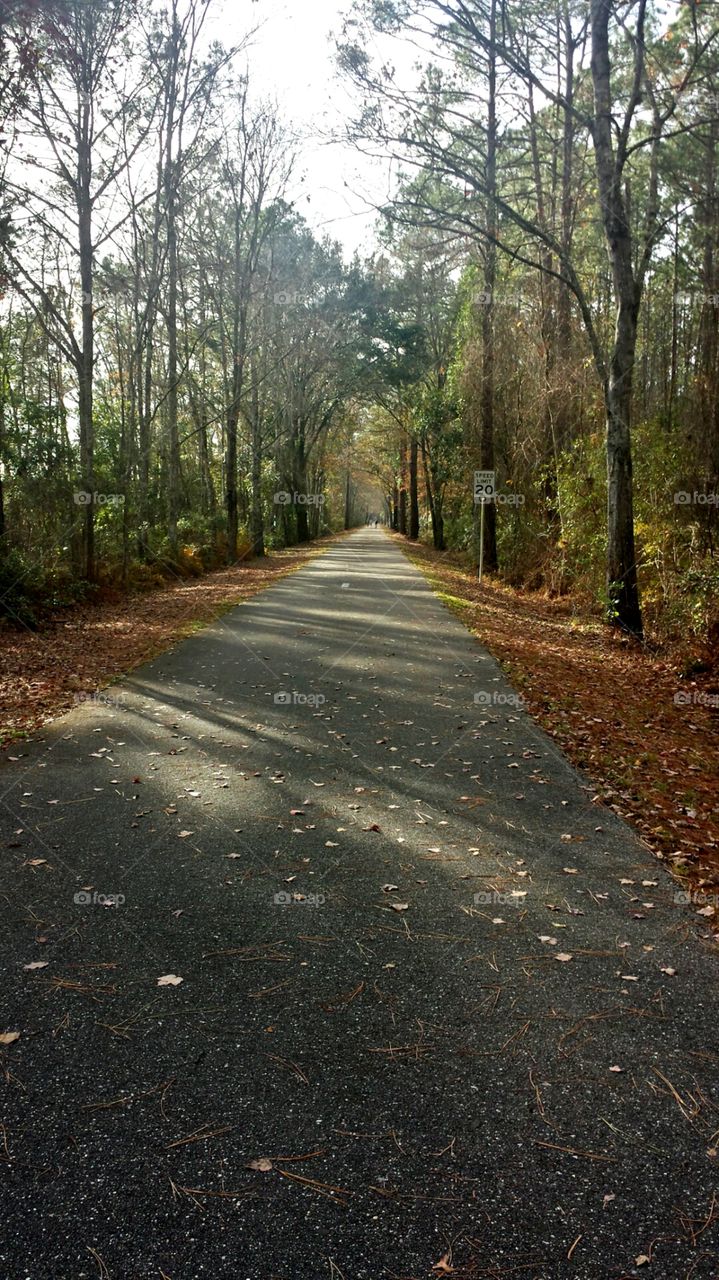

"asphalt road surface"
[1, 528, 718, 1280]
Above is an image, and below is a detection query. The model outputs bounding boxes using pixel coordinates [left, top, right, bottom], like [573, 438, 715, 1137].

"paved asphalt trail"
[1, 528, 718, 1280]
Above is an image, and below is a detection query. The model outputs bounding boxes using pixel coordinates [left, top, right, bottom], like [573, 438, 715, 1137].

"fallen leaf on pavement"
[432, 1256, 455, 1275]
[157, 974, 183, 986]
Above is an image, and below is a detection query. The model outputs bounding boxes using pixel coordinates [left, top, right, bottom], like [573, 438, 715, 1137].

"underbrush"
[432, 423, 719, 658]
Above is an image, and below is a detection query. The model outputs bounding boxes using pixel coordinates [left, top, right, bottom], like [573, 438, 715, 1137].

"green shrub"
[0, 547, 41, 628]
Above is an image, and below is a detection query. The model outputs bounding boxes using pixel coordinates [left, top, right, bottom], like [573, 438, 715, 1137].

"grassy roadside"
[396, 534, 719, 907]
[0, 534, 344, 746]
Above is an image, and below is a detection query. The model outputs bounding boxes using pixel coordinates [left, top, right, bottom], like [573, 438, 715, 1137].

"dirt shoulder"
[0, 537, 341, 745]
[398, 535, 719, 900]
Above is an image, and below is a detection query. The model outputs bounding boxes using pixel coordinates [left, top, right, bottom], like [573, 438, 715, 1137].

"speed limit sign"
[474, 470, 495, 503]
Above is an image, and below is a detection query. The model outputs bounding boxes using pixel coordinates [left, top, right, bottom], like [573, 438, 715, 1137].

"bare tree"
[5, 0, 155, 578]
[340, 0, 719, 633]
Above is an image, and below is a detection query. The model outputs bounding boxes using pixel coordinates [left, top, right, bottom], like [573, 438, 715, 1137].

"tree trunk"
[606, 304, 641, 634]
[698, 115, 719, 484]
[166, 208, 180, 561]
[163, 107, 179, 558]
[398, 485, 407, 535]
[590, 0, 642, 635]
[479, 0, 498, 572]
[295, 429, 309, 543]
[421, 440, 445, 550]
[78, 124, 95, 580]
[249, 411, 264, 557]
[408, 436, 419, 539]
[226, 398, 239, 558]
[0, 389, 6, 545]
[225, 205, 243, 562]
[344, 464, 351, 530]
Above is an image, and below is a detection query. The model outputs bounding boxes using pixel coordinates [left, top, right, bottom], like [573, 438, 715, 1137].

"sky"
[212, 0, 406, 260]
[215, 0, 684, 265]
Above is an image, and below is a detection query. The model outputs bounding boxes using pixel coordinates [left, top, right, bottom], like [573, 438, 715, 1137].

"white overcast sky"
[210, 0, 683, 264]
[210, 0, 408, 260]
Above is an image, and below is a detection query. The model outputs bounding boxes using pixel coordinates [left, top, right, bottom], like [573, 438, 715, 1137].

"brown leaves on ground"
[402, 539, 719, 895]
[0, 540, 337, 745]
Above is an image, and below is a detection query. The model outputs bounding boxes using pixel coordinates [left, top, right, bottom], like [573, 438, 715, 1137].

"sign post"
[473, 470, 495, 583]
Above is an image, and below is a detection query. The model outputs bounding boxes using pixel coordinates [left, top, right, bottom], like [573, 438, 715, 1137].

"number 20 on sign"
[473, 471, 495, 582]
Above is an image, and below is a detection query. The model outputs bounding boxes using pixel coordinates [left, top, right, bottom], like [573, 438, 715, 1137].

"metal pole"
[478, 499, 485, 582]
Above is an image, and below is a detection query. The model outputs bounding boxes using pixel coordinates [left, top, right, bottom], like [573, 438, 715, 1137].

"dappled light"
[1, 1, 719, 1276]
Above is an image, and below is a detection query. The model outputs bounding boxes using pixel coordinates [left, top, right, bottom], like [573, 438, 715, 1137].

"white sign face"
[474, 470, 496, 503]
